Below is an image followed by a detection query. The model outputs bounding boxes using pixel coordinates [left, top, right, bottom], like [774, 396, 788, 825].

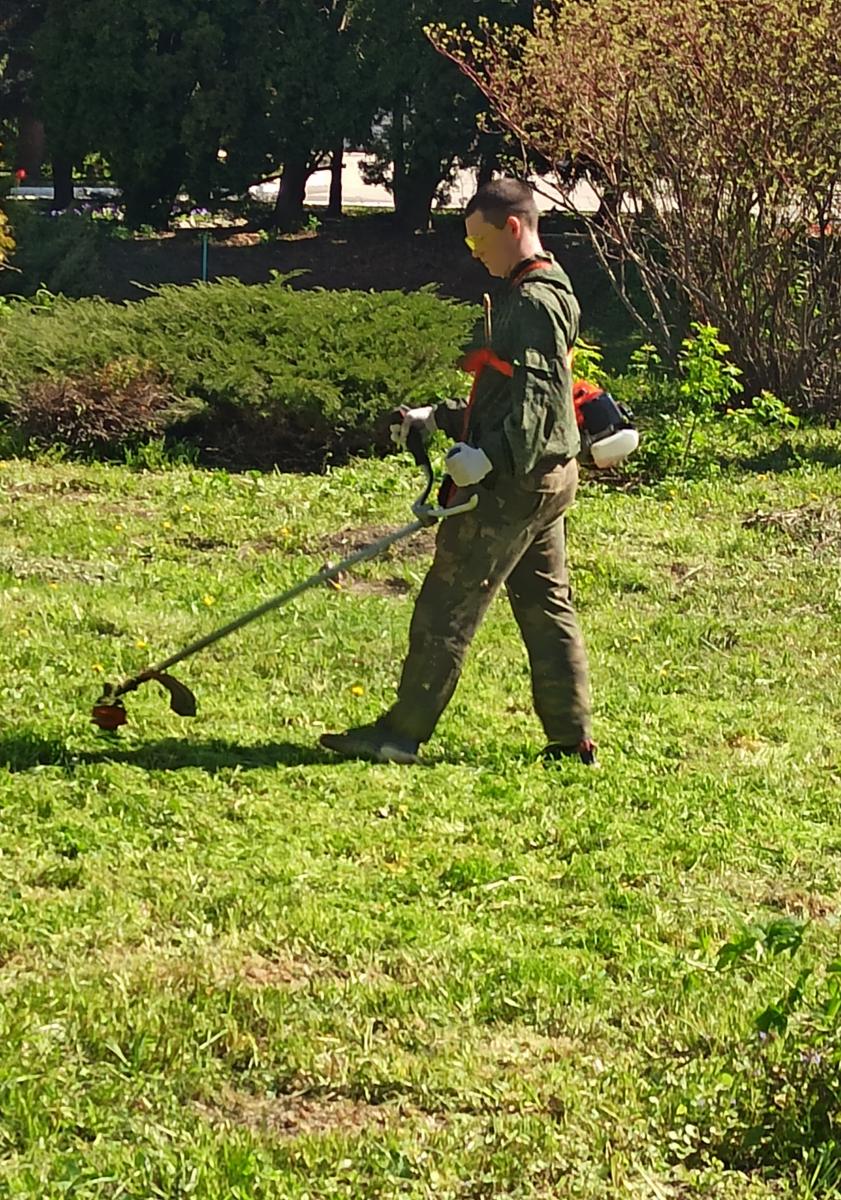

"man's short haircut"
[465, 178, 539, 231]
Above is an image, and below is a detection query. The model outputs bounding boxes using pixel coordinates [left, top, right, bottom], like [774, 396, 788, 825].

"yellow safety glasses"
[464, 231, 493, 253]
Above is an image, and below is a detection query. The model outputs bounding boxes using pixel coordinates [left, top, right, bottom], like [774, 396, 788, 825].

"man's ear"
[506, 214, 522, 239]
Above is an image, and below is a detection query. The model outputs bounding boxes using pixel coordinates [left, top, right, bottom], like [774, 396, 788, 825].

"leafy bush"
[597, 324, 800, 480]
[434, 0, 841, 414]
[0, 287, 801, 477]
[0, 277, 473, 468]
[2, 205, 109, 298]
[9, 359, 188, 456]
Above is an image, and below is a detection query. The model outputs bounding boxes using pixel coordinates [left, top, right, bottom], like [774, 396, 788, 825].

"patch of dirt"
[196, 1087, 442, 1140]
[317, 523, 436, 562]
[1, 483, 155, 520]
[237, 951, 346, 991]
[743, 502, 841, 552]
[2, 482, 103, 506]
[96, 214, 495, 303]
[18, 208, 604, 311]
[217, 231, 265, 249]
[349, 576, 414, 598]
[762, 887, 837, 920]
[2, 481, 101, 500]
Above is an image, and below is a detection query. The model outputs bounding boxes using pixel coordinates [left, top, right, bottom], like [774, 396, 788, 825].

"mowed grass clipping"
[0, 434, 840, 1199]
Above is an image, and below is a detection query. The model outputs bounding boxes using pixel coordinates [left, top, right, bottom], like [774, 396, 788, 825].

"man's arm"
[478, 289, 579, 477]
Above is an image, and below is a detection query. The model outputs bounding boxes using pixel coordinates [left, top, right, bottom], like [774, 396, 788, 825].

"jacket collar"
[507, 252, 554, 288]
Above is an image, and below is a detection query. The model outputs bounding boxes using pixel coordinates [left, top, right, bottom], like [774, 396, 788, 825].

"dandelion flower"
[351, 685, 364, 696]
[203, 594, 215, 607]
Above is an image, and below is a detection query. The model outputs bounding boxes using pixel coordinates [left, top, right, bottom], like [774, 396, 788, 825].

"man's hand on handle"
[445, 443, 493, 487]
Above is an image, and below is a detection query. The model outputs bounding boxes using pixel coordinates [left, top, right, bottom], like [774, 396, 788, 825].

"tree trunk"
[52, 156, 74, 210]
[393, 170, 440, 233]
[390, 98, 406, 219]
[124, 186, 163, 229]
[16, 108, 46, 183]
[477, 150, 499, 188]
[123, 146, 184, 228]
[272, 155, 312, 232]
[124, 177, 178, 228]
[327, 142, 344, 218]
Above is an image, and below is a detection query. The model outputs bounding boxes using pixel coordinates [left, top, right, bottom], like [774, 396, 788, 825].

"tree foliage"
[0, 1, 46, 125]
[32, 0, 378, 231]
[249, 0, 375, 231]
[358, 0, 530, 231]
[433, 0, 841, 410]
[34, 0, 272, 226]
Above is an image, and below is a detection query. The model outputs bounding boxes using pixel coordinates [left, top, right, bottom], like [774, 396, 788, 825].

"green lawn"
[1, 435, 840, 1198]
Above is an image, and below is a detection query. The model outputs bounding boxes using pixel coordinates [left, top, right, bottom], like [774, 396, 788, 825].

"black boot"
[540, 739, 599, 767]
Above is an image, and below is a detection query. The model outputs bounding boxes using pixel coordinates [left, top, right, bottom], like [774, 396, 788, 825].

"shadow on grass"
[729, 438, 841, 475]
[84, 737, 338, 772]
[0, 730, 336, 773]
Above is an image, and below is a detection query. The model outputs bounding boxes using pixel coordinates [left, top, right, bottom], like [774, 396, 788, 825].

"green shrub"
[0, 277, 473, 468]
[596, 325, 800, 481]
[2, 205, 110, 298]
[9, 359, 189, 457]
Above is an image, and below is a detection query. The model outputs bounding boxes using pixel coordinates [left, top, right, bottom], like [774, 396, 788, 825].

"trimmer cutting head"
[91, 695, 128, 731]
[91, 672, 197, 730]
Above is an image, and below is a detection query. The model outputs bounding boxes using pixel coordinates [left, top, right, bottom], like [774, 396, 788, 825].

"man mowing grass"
[321, 179, 596, 767]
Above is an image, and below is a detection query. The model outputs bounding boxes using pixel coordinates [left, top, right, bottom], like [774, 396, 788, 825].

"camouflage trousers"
[381, 456, 592, 746]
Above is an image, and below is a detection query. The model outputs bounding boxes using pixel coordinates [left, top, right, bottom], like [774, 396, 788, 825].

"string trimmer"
[91, 429, 476, 730]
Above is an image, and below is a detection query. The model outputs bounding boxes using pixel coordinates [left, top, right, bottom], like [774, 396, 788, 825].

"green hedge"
[0, 278, 474, 468]
[2, 205, 110, 298]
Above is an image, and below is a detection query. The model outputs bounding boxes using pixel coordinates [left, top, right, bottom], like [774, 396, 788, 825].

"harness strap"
[459, 348, 514, 440]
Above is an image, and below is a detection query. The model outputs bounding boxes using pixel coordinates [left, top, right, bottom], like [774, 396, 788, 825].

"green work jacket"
[437, 253, 581, 478]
